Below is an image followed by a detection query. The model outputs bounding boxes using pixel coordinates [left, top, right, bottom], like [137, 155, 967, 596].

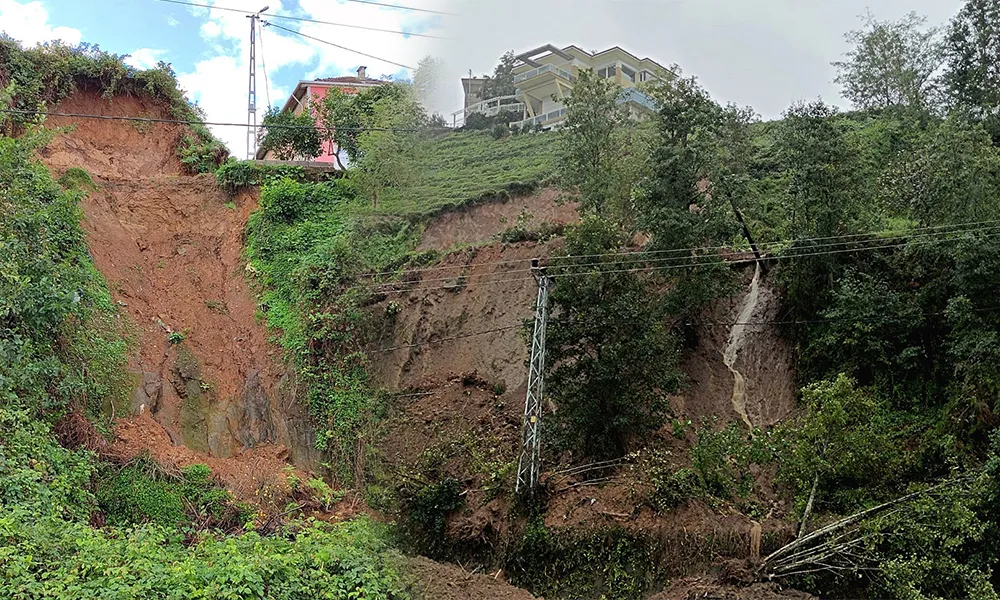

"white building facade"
[457, 45, 672, 129]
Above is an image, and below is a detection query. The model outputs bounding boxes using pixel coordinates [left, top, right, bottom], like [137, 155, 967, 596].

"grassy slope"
[377, 131, 560, 216]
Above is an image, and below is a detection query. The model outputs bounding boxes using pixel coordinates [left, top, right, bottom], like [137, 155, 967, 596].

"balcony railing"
[511, 108, 568, 129]
[513, 63, 576, 85]
[618, 87, 657, 111]
[452, 94, 527, 125]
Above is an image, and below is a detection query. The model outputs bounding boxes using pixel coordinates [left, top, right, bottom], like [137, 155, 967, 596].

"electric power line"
[342, 0, 455, 16]
[263, 20, 415, 70]
[356, 223, 1000, 292]
[0, 108, 450, 133]
[365, 218, 1000, 279]
[363, 227, 1000, 296]
[152, 0, 448, 39]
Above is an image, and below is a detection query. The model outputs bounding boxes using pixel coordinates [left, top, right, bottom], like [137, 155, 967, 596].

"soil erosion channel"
[723, 262, 762, 429]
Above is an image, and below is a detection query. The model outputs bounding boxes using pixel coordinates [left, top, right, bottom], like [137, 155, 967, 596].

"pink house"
[257, 66, 384, 165]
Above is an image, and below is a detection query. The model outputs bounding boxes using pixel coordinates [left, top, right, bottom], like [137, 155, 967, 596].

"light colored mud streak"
[723, 263, 762, 429]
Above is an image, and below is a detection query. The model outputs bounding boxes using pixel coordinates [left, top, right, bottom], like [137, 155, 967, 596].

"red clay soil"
[39, 91, 319, 501]
[649, 578, 815, 600]
[403, 556, 539, 600]
[417, 188, 580, 252]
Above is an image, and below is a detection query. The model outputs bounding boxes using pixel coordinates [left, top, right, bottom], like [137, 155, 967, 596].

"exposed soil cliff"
[41, 92, 319, 498]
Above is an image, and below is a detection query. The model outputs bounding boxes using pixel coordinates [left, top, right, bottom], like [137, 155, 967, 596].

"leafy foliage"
[214, 159, 308, 194]
[258, 106, 323, 161]
[833, 11, 944, 112]
[0, 133, 130, 417]
[0, 514, 405, 599]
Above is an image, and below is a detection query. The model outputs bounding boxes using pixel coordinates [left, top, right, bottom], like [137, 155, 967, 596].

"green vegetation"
[215, 159, 309, 193]
[258, 106, 323, 161]
[0, 37, 227, 173]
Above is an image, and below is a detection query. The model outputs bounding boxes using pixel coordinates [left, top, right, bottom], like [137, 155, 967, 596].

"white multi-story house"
[457, 45, 672, 129]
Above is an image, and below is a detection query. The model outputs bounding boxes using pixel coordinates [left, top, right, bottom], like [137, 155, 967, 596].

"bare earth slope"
[42, 92, 319, 499]
[373, 191, 802, 597]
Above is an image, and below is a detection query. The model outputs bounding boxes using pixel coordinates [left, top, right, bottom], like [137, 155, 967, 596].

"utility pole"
[516, 259, 551, 494]
[246, 6, 269, 160]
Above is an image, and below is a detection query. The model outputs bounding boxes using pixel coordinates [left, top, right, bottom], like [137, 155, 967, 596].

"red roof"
[314, 76, 382, 85]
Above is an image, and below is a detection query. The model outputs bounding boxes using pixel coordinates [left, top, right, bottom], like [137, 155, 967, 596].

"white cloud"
[124, 48, 167, 70]
[176, 0, 448, 155]
[0, 0, 82, 46]
[167, 15, 179, 27]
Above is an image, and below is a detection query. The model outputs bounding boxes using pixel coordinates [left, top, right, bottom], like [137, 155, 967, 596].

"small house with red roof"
[256, 66, 384, 164]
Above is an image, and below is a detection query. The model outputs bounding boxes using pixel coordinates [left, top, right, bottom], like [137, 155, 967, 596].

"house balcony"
[511, 107, 568, 130]
[513, 63, 577, 86]
[453, 94, 526, 126]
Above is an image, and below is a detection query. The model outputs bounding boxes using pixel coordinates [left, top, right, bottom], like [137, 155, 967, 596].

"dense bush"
[0, 514, 405, 599]
[258, 106, 323, 161]
[0, 132, 130, 417]
[215, 160, 307, 194]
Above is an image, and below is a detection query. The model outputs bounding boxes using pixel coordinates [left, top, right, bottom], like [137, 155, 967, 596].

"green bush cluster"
[94, 460, 249, 528]
[244, 177, 420, 481]
[507, 521, 662, 600]
[0, 132, 131, 417]
[215, 159, 308, 194]
[0, 514, 404, 599]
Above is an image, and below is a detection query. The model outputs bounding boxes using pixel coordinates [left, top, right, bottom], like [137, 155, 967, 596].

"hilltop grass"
[375, 131, 561, 216]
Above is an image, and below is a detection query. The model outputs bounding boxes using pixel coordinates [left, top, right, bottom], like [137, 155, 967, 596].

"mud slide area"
[676, 266, 796, 428]
[41, 92, 319, 497]
[724, 263, 762, 428]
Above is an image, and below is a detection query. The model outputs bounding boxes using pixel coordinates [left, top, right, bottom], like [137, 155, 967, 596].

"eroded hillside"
[41, 91, 319, 500]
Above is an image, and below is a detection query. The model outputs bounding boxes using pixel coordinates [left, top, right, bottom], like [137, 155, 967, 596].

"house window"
[597, 65, 616, 79]
[620, 65, 636, 83]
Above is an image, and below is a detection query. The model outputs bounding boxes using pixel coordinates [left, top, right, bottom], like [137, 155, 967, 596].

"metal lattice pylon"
[516, 262, 550, 494]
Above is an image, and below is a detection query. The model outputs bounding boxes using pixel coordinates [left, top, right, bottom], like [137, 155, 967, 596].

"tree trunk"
[798, 474, 820, 539]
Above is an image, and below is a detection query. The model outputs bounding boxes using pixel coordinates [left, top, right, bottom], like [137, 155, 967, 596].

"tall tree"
[639, 76, 741, 313]
[351, 87, 423, 208]
[833, 11, 944, 112]
[560, 69, 652, 227]
[944, 0, 1000, 120]
[258, 107, 322, 161]
[479, 51, 517, 100]
[545, 218, 680, 460]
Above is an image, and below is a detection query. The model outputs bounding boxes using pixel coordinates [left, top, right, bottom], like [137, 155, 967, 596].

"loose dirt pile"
[41, 91, 319, 501]
[404, 556, 539, 600]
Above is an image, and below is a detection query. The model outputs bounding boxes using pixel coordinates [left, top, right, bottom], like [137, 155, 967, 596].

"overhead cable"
[357, 223, 1000, 290]
[0, 108, 449, 133]
[153, 0, 448, 38]
[342, 0, 455, 16]
[366, 218, 1000, 279]
[263, 20, 415, 70]
[362, 227, 1000, 295]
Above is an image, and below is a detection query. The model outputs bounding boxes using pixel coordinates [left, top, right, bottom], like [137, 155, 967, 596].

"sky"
[0, 0, 967, 154]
